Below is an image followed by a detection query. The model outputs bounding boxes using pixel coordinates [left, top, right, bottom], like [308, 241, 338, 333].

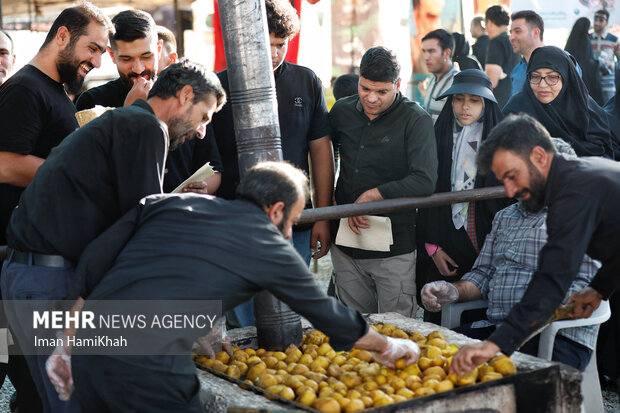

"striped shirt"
[590, 31, 619, 94]
[463, 203, 600, 350]
[423, 65, 459, 123]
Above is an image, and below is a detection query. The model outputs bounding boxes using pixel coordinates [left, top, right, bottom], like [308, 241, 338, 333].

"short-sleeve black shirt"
[75, 77, 130, 111]
[213, 61, 331, 200]
[486, 32, 518, 108]
[472, 35, 489, 70]
[7, 100, 167, 262]
[162, 134, 223, 192]
[0, 65, 78, 244]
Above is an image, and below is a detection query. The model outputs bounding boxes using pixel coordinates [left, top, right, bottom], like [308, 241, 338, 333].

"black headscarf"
[503, 46, 613, 158]
[452, 32, 481, 71]
[565, 17, 604, 105]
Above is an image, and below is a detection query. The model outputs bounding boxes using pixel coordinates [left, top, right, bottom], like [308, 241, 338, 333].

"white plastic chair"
[537, 300, 610, 413]
[441, 300, 611, 413]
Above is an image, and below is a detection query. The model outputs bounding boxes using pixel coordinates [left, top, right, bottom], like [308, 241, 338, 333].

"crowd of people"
[0, 0, 618, 411]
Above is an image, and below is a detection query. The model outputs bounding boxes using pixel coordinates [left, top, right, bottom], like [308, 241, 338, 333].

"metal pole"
[173, 0, 183, 58]
[218, 0, 299, 351]
[218, 0, 282, 175]
[298, 186, 507, 224]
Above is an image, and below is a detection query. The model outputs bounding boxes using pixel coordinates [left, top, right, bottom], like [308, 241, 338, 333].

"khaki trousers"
[331, 246, 417, 317]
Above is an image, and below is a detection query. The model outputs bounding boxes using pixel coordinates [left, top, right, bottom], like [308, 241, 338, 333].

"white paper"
[335, 216, 393, 252]
[172, 162, 214, 193]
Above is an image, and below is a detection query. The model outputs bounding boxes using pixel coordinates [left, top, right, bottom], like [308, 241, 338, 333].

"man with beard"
[76, 9, 160, 111]
[450, 113, 620, 375]
[0, 4, 112, 412]
[45, 162, 420, 411]
[0, 30, 16, 86]
[422, 138, 600, 371]
[2, 60, 225, 412]
[76, 10, 222, 195]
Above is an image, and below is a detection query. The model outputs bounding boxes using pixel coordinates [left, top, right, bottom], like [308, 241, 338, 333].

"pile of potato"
[194, 324, 516, 413]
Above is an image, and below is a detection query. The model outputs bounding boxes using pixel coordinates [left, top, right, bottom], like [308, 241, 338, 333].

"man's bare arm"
[485, 64, 503, 88]
[455, 280, 483, 302]
[0, 151, 45, 187]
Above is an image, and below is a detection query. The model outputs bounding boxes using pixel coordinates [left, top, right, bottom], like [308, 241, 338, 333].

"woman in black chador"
[503, 46, 617, 159]
[419, 69, 509, 323]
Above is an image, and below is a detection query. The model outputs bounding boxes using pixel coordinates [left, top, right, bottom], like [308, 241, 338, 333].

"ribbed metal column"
[219, 0, 302, 350]
[218, 0, 283, 174]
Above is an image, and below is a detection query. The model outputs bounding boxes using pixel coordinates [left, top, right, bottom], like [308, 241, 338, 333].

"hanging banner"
[510, 0, 619, 31]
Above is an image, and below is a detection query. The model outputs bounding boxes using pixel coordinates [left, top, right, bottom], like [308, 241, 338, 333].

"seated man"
[421, 139, 599, 371]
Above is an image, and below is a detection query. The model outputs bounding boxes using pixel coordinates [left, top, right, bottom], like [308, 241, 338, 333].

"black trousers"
[72, 356, 203, 413]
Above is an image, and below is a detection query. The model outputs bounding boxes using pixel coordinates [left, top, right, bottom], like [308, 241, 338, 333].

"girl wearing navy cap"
[418, 69, 510, 323]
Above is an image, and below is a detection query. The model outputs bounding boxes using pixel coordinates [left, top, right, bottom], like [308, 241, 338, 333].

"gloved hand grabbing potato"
[373, 336, 420, 368]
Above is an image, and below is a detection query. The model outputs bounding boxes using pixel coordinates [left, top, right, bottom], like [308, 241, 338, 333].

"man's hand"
[567, 287, 603, 318]
[196, 317, 232, 357]
[310, 220, 330, 259]
[373, 337, 420, 368]
[45, 334, 73, 401]
[124, 77, 153, 107]
[450, 340, 500, 375]
[182, 179, 209, 195]
[421, 281, 459, 312]
[431, 250, 458, 276]
[348, 188, 383, 235]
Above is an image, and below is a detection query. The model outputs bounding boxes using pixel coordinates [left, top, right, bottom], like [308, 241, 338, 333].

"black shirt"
[486, 32, 518, 108]
[0, 65, 77, 244]
[75, 77, 130, 111]
[7, 100, 167, 262]
[213, 61, 331, 200]
[489, 154, 620, 354]
[74, 77, 219, 192]
[78, 194, 368, 373]
[472, 35, 489, 70]
[162, 132, 223, 193]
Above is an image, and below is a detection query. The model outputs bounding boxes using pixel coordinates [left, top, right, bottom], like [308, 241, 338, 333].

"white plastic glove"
[196, 317, 232, 357]
[373, 337, 420, 368]
[45, 333, 73, 401]
[421, 280, 459, 312]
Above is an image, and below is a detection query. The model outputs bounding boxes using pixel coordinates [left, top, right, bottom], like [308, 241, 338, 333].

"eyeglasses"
[594, 16, 607, 22]
[528, 73, 561, 86]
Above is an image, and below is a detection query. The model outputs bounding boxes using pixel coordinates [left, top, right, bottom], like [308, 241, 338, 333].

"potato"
[344, 398, 365, 412]
[493, 358, 516, 376]
[315, 398, 342, 413]
[297, 389, 316, 406]
[414, 386, 436, 397]
[246, 361, 266, 381]
[480, 372, 504, 382]
[435, 379, 454, 392]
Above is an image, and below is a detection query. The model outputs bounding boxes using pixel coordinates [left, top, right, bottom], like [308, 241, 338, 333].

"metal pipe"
[218, 0, 282, 177]
[298, 186, 507, 224]
[218, 0, 299, 350]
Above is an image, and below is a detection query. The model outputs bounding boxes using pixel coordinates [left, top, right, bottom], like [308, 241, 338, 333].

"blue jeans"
[1, 257, 82, 413]
[453, 322, 592, 371]
[230, 229, 312, 327]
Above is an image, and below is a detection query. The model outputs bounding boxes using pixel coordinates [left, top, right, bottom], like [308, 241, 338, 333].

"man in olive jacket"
[329, 46, 438, 317]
